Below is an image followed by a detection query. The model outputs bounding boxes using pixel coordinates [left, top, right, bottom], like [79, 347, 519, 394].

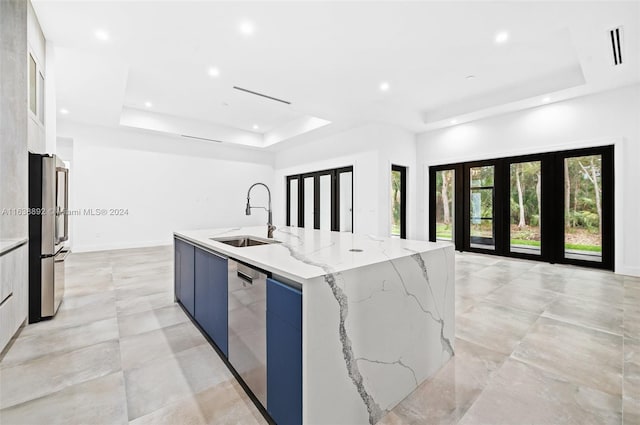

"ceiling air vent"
[610, 27, 623, 66]
[180, 134, 223, 143]
[233, 86, 291, 105]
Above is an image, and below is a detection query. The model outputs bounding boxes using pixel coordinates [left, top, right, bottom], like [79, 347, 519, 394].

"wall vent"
[610, 27, 623, 66]
[233, 86, 291, 104]
[180, 134, 223, 143]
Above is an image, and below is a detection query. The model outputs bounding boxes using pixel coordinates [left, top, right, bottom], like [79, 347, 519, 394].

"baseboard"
[616, 266, 640, 278]
[72, 239, 172, 253]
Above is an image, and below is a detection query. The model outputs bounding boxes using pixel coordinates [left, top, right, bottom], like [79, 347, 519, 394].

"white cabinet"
[0, 244, 28, 352]
[0, 250, 15, 303]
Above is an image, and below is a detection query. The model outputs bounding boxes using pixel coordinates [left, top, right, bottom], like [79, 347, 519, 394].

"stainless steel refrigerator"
[28, 152, 69, 323]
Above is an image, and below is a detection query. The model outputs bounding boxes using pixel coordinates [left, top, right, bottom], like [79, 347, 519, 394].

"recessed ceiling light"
[59, 108, 69, 115]
[379, 81, 390, 92]
[542, 96, 551, 103]
[208, 67, 220, 77]
[94, 29, 109, 41]
[494, 31, 509, 44]
[239, 21, 254, 36]
[252, 124, 259, 130]
[450, 119, 458, 125]
[144, 101, 152, 108]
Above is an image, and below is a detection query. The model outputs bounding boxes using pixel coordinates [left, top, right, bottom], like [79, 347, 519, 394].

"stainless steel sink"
[210, 236, 281, 247]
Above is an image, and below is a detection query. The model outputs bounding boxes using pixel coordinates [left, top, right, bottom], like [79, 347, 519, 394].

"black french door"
[286, 166, 353, 232]
[429, 146, 614, 270]
[391, 165, 407, 239]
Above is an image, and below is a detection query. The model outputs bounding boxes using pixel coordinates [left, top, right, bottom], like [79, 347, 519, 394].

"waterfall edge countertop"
[174, 226, 455, 424]
[174, 226, 453, 283]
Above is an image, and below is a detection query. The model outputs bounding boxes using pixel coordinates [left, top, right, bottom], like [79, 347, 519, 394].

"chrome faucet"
[245, 182, 276, 238]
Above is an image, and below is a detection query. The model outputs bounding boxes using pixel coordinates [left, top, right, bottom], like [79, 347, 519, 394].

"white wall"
[56, 136, 74, 248]
[44, 39, 56, 154]
[56, 85, 639, 275]
[27, 0, 46, 153]
[57, 122, 275, 252]
[416, 84, 640, 276]
[274, 123, 417, 238]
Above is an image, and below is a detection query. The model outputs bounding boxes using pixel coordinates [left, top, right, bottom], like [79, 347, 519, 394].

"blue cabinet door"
[174, 238, 195, 316]
[195, 247, 229, 357]
[267, 278, 302, 425]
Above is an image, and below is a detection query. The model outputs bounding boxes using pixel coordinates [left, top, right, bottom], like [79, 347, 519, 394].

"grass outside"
[436, 223, 453, 240]
[438, 223, 601, 252]
[511, 239, 601, 252]
[564, 243, 601, 253]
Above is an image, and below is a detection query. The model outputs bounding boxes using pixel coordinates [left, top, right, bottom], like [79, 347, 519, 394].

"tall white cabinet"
[0, 0, 29, 353]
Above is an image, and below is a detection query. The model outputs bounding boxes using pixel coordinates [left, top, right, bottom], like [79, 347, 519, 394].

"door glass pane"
[339, 172, 352, 232]
[510, 161, 541, 255]
[29, 54, 37, 114]
[435, 169, 454, 241]
[304, 177, 314, 229]
[564, 155, 602, 262]
[289, 179, 298, 227]
[469, 166, 495, 250]
[319, 174, 331, 230]
[391, 168, 402, 237]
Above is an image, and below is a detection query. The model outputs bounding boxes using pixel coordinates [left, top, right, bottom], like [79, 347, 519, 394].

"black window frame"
[464, 160, 500, 252]
[429, 145, 614, 271]
[286, 166, 354, 232]
[391, 164, 407, 239]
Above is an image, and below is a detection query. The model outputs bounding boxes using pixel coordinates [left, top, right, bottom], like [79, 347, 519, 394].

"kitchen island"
[174, 226, 454, 425]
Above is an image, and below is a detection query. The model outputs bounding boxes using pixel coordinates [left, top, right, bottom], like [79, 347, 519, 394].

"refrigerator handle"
[41, 156, 56, 255]
[56, 167, 70, 243]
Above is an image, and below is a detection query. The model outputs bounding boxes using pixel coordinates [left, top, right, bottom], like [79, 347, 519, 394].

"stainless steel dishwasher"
[228, 259, 268, 407]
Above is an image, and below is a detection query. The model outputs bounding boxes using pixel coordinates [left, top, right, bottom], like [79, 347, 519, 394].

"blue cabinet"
[267, 278, 302, 425]
[195, 247, 229, 357]
[174, 238, 195, 317]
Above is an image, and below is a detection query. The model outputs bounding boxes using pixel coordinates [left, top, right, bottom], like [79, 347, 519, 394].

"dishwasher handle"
[237, 271, 254, 284]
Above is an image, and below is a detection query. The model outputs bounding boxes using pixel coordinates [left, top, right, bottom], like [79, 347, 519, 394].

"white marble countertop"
[174, 226, 452, 283]
[0, 238, 28, 256]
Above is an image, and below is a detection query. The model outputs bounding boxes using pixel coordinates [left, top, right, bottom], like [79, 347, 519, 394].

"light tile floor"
[0, 247, 637, 424]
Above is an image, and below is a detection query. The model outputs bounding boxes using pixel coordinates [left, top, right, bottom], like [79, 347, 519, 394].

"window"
[28, 52, 45, 124]
[38, 71, 45, 124]
[338, 171, 353, 232]
[429, 146, 614, 270]
[563, 155, 603, 262]
[391, 165, 407, 239]
[286, 166, 353, 232]
[29, 54, 37, 114]
[468, 165, 495, 250]
[435, 169, 455, 241]
[509, 161, 542, 255]
[287, 178, 298, 227]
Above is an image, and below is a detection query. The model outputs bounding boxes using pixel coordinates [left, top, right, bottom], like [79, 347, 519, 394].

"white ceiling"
[33, 1, 639, 150]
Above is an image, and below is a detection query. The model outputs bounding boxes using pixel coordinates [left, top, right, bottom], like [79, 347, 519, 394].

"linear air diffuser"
[610, 27, 623, 66]
[233, 86, 292, 104]
[180, 134, 223, 143]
